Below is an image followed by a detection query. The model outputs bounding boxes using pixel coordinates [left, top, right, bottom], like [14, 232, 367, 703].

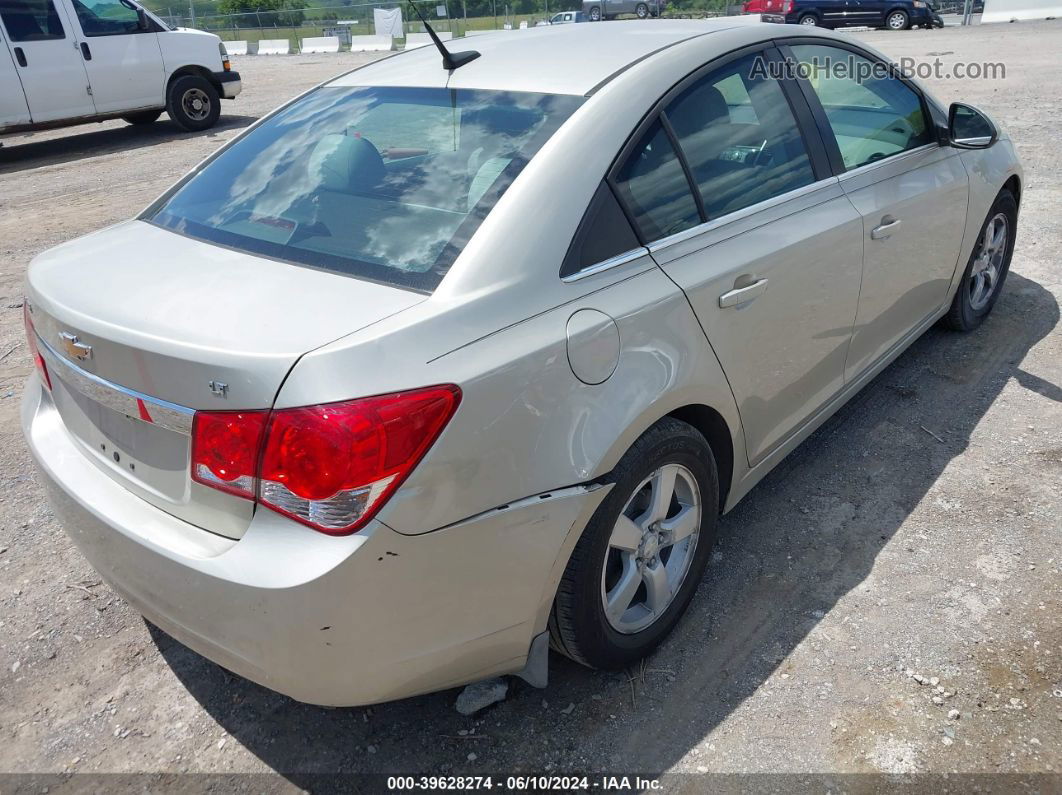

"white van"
[1, 0, 241, 136]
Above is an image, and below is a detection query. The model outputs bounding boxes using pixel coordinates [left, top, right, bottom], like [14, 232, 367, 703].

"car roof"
[329, 18, 774, 96]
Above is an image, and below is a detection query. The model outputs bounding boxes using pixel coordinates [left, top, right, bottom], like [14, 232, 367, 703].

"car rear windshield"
[146, 86, 584, 292]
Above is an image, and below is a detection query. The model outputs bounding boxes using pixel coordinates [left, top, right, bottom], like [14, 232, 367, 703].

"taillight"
[784, 0, 794, 12]
[23, 303, 51, 391]
[190, 410, 268, 498]
[191, 385, 460, 535]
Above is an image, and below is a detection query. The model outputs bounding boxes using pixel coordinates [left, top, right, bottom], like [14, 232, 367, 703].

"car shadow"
[151, 271, 1057, 783]
[0, 114, 257, 174]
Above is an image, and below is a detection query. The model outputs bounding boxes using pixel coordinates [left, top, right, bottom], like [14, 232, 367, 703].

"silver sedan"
[22, 20, 1021, 705]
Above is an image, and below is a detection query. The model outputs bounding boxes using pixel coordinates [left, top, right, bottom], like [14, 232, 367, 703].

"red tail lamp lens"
[190, 410, 268, 498]
[190, 385, 460, 534]
[23, 303, 51, 391]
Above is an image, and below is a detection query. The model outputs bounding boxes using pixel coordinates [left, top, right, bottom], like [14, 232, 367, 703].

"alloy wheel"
[887, 11, 907, 28]
[600, 463, 701, 634]
[969, 212, 1008, 311]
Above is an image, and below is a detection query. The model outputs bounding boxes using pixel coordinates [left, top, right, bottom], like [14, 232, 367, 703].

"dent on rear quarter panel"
[373, 266, 745, 536]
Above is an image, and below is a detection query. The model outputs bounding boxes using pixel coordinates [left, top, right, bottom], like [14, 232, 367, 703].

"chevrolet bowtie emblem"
[59, 331, 92, 362]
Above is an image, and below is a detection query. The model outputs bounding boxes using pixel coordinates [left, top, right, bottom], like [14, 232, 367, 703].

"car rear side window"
[561, 181, 641, 277]
[789, 44, 933, 170]
[612, 118, 702, 242]
[664, 52, 816, 220]
[0, 0, 65, 41]
[146, 86, 583, 292]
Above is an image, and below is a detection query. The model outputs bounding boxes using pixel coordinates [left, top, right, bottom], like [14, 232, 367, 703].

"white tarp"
[301, 36, 340, 53]
[257, 39, 290, 54]
[982, 0, 1062, 21]
[373, 6, 404, 38]
[350, 34, 394, 51]
[225, 40, 248, 55]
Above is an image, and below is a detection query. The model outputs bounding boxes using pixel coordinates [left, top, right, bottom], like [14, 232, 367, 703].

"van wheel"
[588, 5, 601, 19]
[886, 9, 909, 28]
[167, 75, 221, 132]
[798, 12, 819, 24]
[549, 418, 719, 669]
[941, 190, 1017, 332]
[635, 2, 649, 17]
[122, 110, 162, 125]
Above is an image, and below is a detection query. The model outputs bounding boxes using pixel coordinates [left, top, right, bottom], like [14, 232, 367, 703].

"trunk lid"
[27, 221, 426, 538]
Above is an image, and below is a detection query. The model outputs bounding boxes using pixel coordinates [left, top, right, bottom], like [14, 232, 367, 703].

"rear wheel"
[941, 190, 1017, 332]
[122, 110, 162, 126]
[886, 9, 909, 28]
[635, 2, 649, 17]
[166, 75, 221, 132]
[798, 12, 819, 24]
[549, 418, 719, 669]
[588, 5, 601, 19]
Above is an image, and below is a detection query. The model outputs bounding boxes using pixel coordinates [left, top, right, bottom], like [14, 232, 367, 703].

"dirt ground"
[0, 19, 1060, 789]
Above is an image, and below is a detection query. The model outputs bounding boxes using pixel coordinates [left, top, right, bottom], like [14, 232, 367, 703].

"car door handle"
[871, 216, 901, 240]
[80, 42, 92, 60]
[13, 46, 27, 67]
[719, 278, 769, 308]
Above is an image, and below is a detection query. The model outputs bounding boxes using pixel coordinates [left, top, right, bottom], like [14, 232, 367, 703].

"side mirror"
[137, 7, 150, 30]
[945, 102, 998, 149]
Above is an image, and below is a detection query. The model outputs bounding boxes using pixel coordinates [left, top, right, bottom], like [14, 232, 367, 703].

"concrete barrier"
[404, 31, 452, 48]
[301, 35, 340, 53]
[982, 0, 1062, 21]
[349, 34, 393, 51]
[225, 40, 248, 55]
[257, 39, 290, 55]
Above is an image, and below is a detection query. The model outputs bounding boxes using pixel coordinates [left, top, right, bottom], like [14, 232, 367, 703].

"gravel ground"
[0, 20, 1059, 788]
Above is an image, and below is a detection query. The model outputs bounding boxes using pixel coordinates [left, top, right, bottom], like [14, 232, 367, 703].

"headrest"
[667, 84, 731, 141]
[308, 133, 385, 192]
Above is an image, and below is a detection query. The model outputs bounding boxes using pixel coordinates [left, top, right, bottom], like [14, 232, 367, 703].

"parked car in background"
[0, 0, 240, 136]
[583, 0, 664, 21]
[763, 0, 943, 28]
[742, 0, 783, 14]
[23, 21, 1020, 706]
[549, 10, 589, 23]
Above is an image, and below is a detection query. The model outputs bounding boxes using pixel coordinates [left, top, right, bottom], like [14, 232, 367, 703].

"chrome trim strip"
[36, 334, 195, 435]
[837, 143, 941, 183]
[561, 247, 649, 283]
[647, 178, 838, 255]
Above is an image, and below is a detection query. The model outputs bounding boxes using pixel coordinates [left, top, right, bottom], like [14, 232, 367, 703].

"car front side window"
[790, 43, 933, 171]
[72, 0, 144, 35]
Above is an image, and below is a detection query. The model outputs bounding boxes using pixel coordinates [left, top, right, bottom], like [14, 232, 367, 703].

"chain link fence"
[155, 0, 731, 50]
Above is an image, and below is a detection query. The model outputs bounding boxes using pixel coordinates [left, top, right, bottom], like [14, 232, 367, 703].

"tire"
[941, 190, 1017, 332]
[122, 110, 162, 125]
[588, 5, 601, 19]
[886, 9, 909, 29]
[798, 12, 819, 25]
[635, 2, 649, 17]
[549, 417, 719, 670]
[166, 75, 221, 132]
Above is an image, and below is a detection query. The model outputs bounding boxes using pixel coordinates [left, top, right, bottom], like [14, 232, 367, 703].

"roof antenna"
[406, 0, 480, 71]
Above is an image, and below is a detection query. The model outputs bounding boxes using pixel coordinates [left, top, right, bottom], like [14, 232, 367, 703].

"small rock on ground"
[455, 677, 509, 716]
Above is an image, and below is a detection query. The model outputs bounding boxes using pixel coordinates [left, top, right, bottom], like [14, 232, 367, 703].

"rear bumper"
[22, 376, 608, 706]
[213, 70, 242, 99]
